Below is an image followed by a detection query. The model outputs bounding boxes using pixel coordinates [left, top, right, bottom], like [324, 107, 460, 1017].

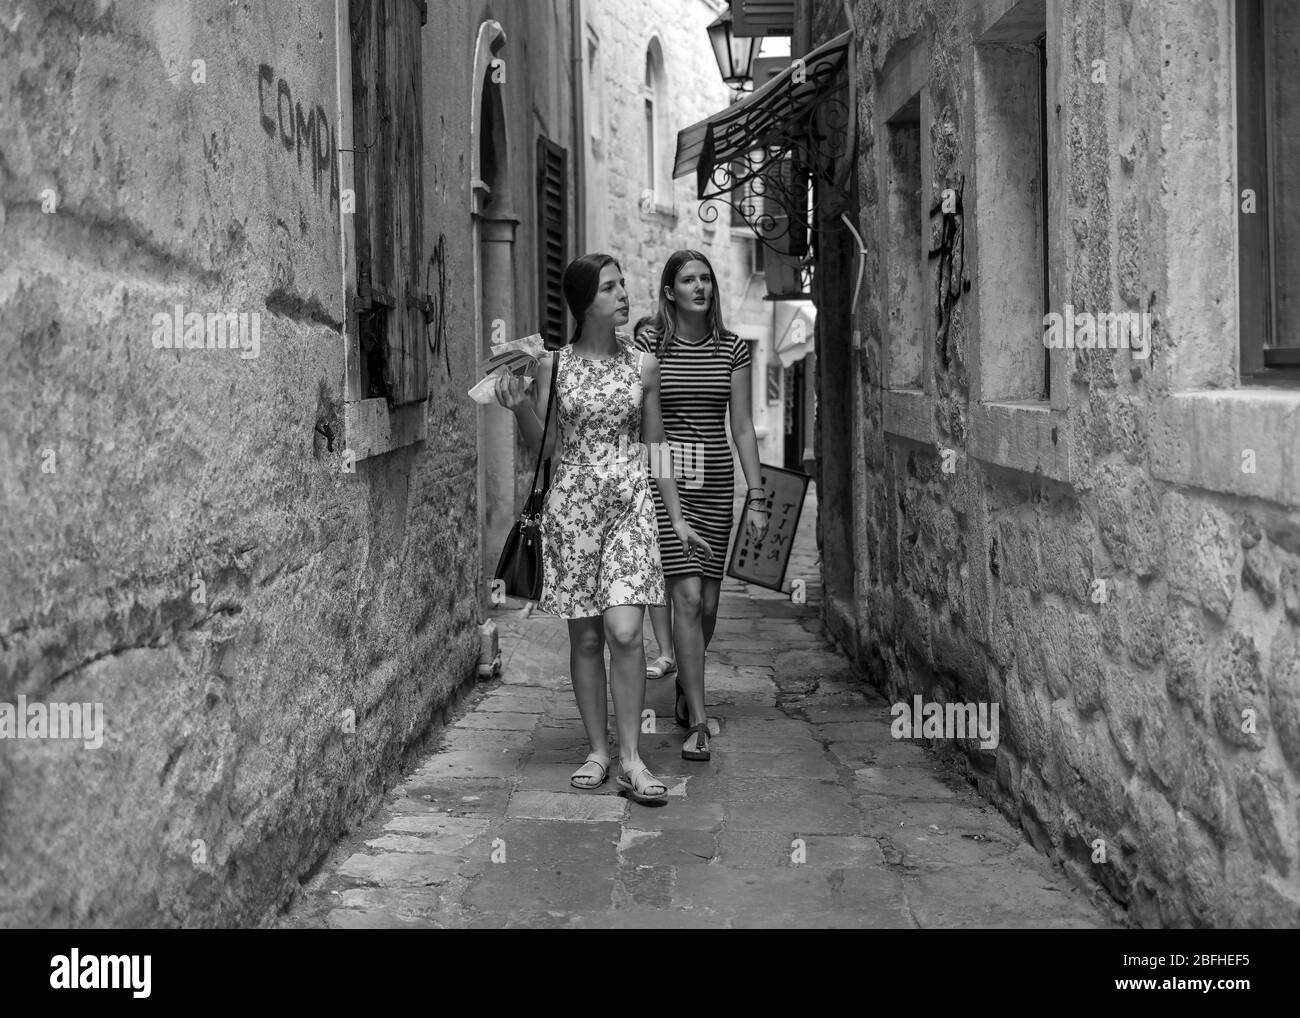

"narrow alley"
[5, 0, 1297, 950]
[283, 489, 1108, 929]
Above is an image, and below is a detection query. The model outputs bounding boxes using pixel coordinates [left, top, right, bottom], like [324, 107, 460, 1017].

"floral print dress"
[539, 338, 665, 620]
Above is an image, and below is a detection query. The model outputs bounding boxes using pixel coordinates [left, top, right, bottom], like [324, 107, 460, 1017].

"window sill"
[345, 398, 427, 462]
[1151, 389, 1300, 507]
[969, 400, 1072, 482]
[882, 388, 932, 444]
[640, 203, 677, 227]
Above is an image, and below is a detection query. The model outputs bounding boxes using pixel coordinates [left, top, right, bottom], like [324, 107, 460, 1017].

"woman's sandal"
[570, 753, 609, 790]
[646, 655, 677, 680]
[682, 723, 711, 762]
[616, 762, 668, 805]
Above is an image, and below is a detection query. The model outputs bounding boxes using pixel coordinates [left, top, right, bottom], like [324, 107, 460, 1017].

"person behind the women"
[495, 254, 710, 804]
[635, 249, 769, 762]
[633, 314, 677, 685]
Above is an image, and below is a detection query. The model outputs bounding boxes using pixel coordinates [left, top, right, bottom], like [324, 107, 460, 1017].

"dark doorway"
[784, 358, 806, 471]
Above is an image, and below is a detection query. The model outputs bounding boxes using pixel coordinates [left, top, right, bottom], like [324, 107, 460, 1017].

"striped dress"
[635, 329, 751, 581]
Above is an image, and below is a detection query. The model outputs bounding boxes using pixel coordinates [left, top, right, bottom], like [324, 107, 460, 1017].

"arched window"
[642, 39, 667, 211]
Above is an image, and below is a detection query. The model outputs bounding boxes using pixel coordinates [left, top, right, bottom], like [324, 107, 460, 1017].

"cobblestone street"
[284, 486, 1110, 929]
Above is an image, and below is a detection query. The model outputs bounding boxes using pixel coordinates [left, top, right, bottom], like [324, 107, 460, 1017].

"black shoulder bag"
[493, 353, 560, 602]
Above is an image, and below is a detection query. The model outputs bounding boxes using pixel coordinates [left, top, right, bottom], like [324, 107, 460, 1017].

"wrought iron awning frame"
[673, 29, 855, 259]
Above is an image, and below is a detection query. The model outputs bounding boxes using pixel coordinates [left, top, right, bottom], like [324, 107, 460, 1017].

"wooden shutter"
[537, 137, 568, 347]
[350, 0, 428, 405]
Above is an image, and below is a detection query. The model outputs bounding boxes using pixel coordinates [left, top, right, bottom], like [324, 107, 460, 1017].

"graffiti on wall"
[258, 63, 340, 211]
[927, 173, 969, 372]
[425, 233, 451, 378]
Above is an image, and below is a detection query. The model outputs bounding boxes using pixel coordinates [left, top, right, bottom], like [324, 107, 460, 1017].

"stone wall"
[810, 0, 1300, 926]
[583, 0, 750, 328]
[0, 0, 568, 927]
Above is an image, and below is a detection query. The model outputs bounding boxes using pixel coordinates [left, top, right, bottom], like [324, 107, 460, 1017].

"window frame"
[875, 32, 934, 446]
[1236, 0, 1300, 382]
[640, 38, 674, 221]
[342, 0, 429, 462]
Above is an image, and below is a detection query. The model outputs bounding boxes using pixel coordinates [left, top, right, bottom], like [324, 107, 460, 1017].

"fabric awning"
[672, 29, 853, 199]
[773, 301, 816, 367]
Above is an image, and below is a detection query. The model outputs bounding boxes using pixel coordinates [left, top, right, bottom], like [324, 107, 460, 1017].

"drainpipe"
[570, 0, 586, 255]
[838, 0, 864, 350]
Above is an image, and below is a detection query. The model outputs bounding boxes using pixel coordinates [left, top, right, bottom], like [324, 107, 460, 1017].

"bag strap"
[526, 352, 560, 504]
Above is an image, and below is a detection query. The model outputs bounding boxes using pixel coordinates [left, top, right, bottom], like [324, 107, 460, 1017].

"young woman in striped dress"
[496, 254, 710, 803]
[635, 249, 769, 761]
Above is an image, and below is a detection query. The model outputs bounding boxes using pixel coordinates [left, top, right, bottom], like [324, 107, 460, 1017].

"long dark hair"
[559, 252, 621, 348]
[647, 249, 734, 358]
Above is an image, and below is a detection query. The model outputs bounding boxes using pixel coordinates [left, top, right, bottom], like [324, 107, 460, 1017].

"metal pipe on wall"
[569, 0, 586, 257]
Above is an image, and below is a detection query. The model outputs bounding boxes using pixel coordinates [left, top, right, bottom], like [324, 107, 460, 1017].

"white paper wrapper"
[468, 368, 533, 405]
[490, 332, 545, 359]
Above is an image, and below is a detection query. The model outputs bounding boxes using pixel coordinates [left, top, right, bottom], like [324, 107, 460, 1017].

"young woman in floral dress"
[496, 253, 710, 803]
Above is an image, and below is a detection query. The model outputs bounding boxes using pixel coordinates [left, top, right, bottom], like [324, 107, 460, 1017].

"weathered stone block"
[1268, 631, 1300, 773]
[1039, 509, 1092, 602]
[1020, 766, 1063, 852]
[1176, 811, 1225, 927]
[1161, 493, 1240, 621]
[1242, 535, 1281, 608]
[1143, 695, 1186, 796]
[1051, 706, 1127, 834]
[1069, 611, 1105, 717]
[1096, 465, 1163, 579]
[894, 588, 933, 662]
[1001, 666, 1050, 763]
[1122, 581, 1166, 671]
[1100, 664, 1142, 767]
[997, 516, 1041, 595]
[1181, 736, 1233, 843]
[989, 587, 1029, 669]
[1164, 597, 1210, 719]
[1235, 764, 1296, 877]
[1017, 600, 1070, 701]
[996, 743, 1023, 800]
[1125, 781, 1181, 885]
[1209, 630, 1268, 750]
[1282, 560, 1300, 625]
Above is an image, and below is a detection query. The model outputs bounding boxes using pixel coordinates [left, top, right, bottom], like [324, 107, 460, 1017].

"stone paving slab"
[901, 864, 1103, 928]
[328, 908, 441, 929]
[336, 851, 465, 888]
[396, 777, 514, 816]
[438, 728, 535, 753]
[465, 866, 618, 913]
[506, 790, 629, 823]
[616, 828, 718, 866]
[286, 483, 1113, 930]
[453, 710, 541, 731]
[671, 866, 911, 926]
[487, 819, 621, 867]
[382, 814, 493, 840]
[408, 750, 520, 779]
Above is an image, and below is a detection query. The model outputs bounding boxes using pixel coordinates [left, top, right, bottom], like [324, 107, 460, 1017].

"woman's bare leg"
[566, 616, 609, 761]
[603, 604, 650, 770]
[669, 575, 707, 732]
[647, 602, 675, 666]
[701, 578, 722, 648]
